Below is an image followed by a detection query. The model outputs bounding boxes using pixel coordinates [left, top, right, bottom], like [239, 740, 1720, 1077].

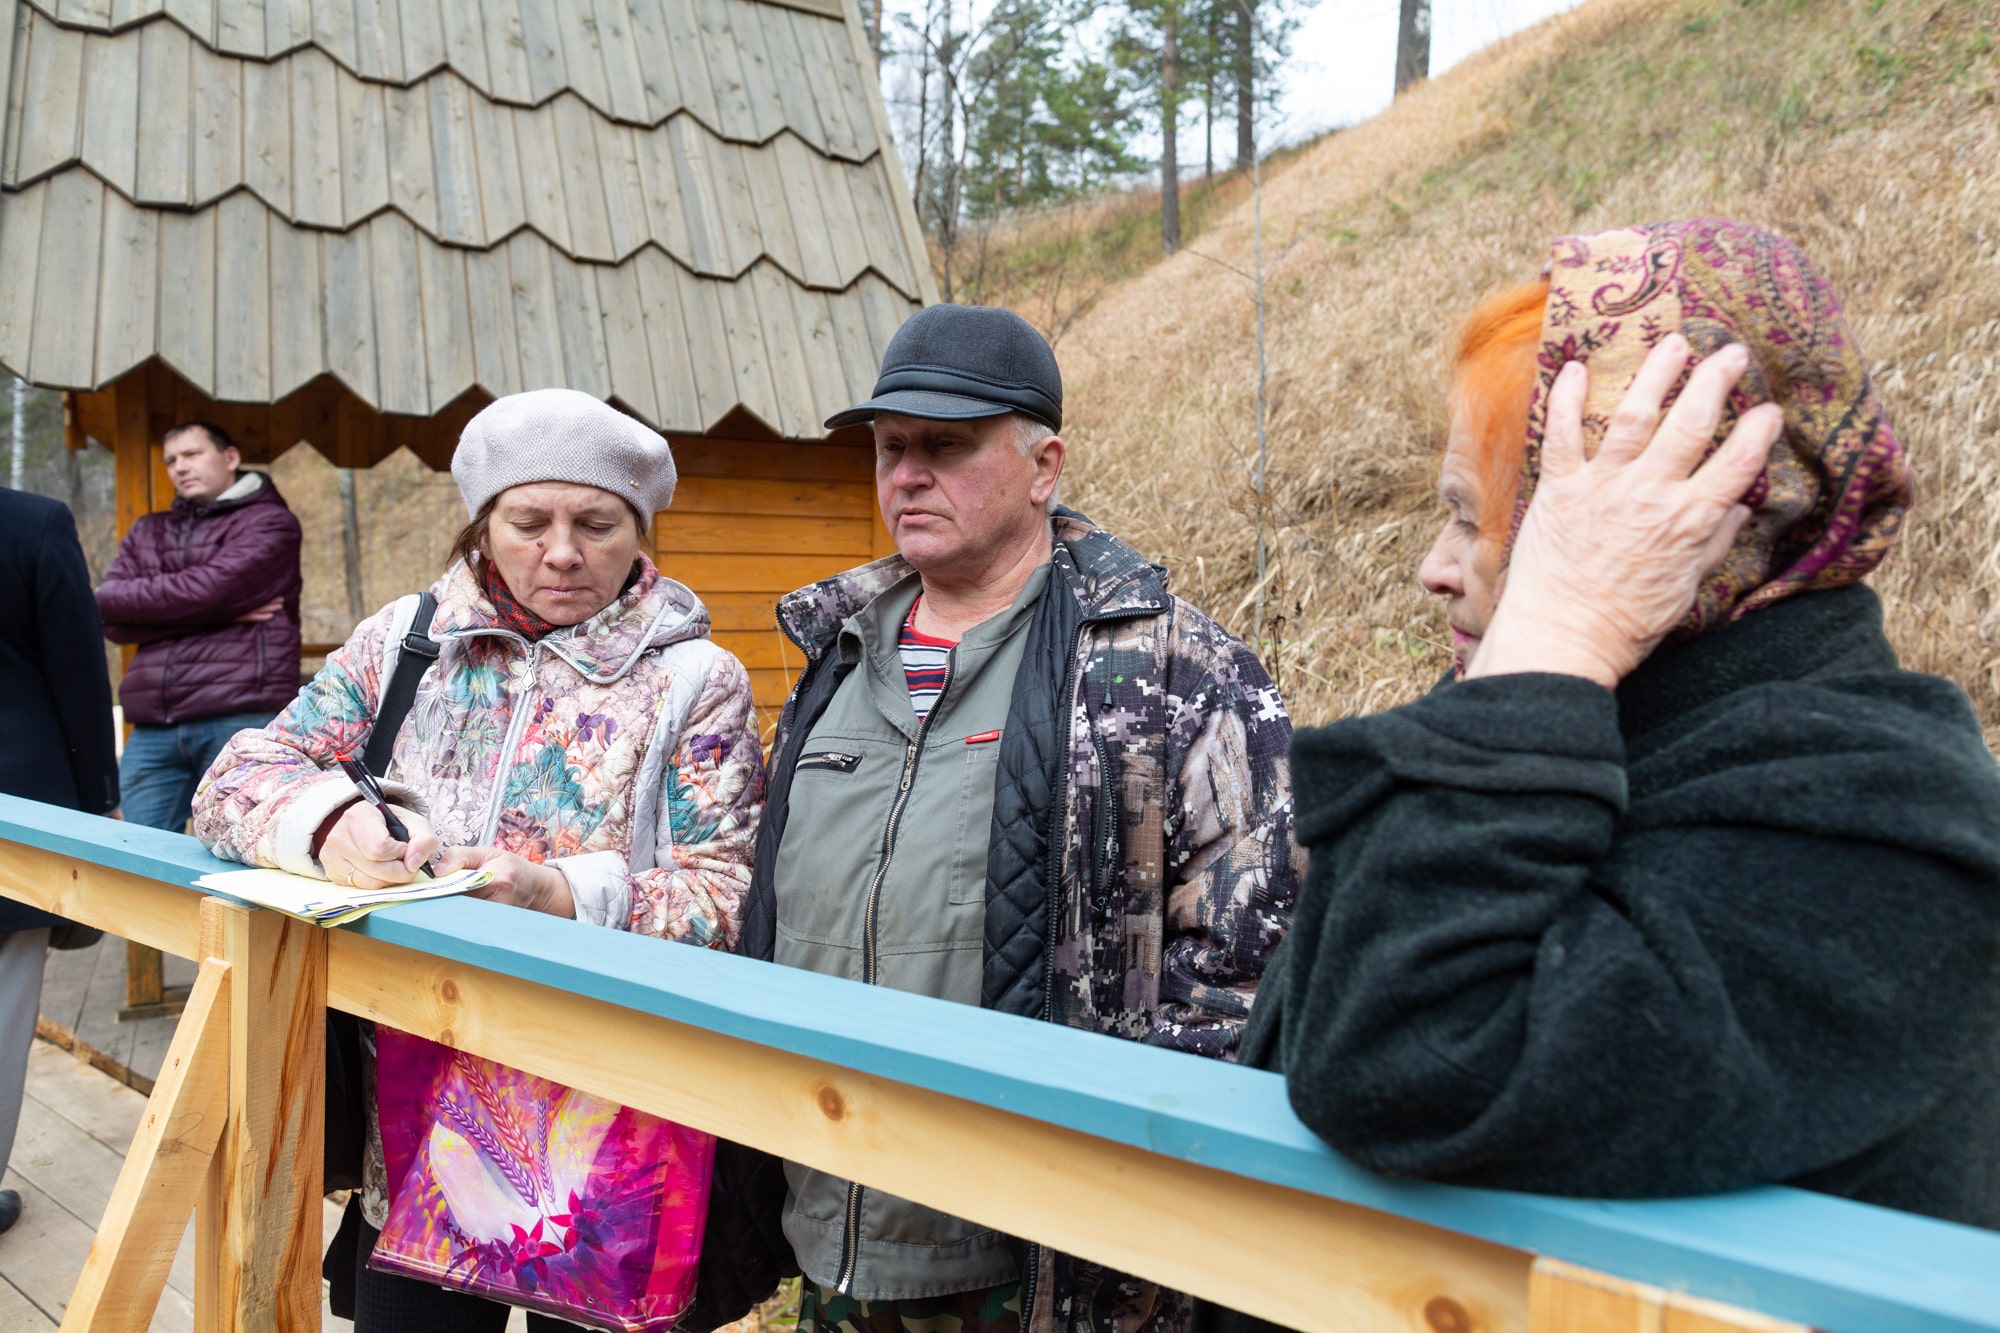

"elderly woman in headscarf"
[192, 389, 765, 1331]
[1247, 219, 2000, 1224]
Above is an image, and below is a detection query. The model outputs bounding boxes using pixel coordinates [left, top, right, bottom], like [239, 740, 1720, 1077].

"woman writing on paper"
[193, 389, 765, 1331]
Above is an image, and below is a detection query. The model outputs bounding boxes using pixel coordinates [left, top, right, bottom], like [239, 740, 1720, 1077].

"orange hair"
[1449, 277, 1550, 541]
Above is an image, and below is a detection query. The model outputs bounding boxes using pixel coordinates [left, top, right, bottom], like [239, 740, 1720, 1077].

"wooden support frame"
[196, 897, 326, 1331]
[55, 896, 326, 1333]
[7, 802, 2000, 1333]
[329, 931, 1529, 1332]
[62, 956, 231, 1332]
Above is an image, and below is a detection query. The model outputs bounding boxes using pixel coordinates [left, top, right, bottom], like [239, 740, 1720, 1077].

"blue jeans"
[119, 712, 275, 834]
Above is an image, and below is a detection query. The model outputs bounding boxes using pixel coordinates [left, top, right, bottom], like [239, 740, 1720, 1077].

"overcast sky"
[880, 0, 1586, 167]
[1272, 0, 1584, 143]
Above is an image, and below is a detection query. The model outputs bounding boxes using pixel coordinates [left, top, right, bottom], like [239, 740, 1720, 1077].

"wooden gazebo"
[0, 0, 934, 1010]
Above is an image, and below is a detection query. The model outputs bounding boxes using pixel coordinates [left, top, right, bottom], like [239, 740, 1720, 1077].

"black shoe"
[0, 1189, 19, 1235]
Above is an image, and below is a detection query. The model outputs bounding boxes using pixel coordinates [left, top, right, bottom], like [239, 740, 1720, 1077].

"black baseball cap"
[825, 304, 1063, 432]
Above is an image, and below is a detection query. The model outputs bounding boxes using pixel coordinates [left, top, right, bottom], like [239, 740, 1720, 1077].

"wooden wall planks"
[655, 438, 878, 721]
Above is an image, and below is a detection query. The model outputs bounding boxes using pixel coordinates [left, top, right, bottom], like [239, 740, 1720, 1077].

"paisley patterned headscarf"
[1513, 218, 1913, 634]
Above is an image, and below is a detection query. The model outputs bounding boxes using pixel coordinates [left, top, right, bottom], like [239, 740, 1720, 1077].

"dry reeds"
[1047, 0, 2000, 740]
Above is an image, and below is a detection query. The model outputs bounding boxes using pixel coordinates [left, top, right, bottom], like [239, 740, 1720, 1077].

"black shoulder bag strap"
[324, 589, 439, 1315]
[360, 591, 440, 776]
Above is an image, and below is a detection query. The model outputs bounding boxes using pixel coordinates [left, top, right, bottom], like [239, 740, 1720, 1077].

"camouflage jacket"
[749, 510, 1303, 1333]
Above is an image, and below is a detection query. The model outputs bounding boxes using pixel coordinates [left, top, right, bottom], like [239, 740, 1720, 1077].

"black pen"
[336, 752, 435, 878]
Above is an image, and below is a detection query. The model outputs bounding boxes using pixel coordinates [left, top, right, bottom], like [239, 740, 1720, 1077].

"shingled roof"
[0, 0, 933, 440]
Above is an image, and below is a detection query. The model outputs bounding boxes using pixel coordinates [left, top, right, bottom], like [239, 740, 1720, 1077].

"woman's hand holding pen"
[315, 798, 574, 917]
[319, 802, 440, 890]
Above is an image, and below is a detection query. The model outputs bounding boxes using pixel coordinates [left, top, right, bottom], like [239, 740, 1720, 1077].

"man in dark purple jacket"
[96, 423, 303, 833]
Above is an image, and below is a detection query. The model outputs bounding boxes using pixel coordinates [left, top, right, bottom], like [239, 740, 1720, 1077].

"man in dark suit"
[0, 488, 120, 1235]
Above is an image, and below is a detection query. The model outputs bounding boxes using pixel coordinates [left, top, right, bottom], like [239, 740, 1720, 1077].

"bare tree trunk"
[1160, 3, 1181, 253]
[1232, 0, 1254, 172]
[337, 468, 365, 625]
[911, 0, 937, 241]
[1204, 70, 1215, 180]
[867, 0, 884, 66]
[8, 377, 23, 491]
[1395, 0, 1431, 94]
[939, 18, 960, 301]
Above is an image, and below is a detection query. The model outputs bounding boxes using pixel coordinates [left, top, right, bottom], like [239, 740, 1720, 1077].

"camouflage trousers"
[801, 1282, 1023, 1333]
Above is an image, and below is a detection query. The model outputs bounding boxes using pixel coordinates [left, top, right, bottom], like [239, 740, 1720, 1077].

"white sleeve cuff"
[549, 850, 631, 930]
[266, 774, 427, 878]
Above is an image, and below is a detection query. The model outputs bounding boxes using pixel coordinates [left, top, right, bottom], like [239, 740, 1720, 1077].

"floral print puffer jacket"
[192, 556, 764, 947]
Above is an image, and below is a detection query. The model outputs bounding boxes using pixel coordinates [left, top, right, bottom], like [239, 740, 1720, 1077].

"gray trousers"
[0, 929, 48, 1177]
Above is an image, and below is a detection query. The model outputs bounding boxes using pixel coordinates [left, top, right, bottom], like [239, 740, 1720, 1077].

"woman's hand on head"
[319, 802, 440, 890]
[1466, 334, 1785, 689]
[438, 845, 576, 919]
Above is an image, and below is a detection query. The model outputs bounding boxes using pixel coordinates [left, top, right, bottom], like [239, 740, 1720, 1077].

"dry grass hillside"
[1047, 0, 2000, 738]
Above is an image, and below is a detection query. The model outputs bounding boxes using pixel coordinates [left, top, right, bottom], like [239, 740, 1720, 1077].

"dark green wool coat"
[1247, 582, 2000, 1225]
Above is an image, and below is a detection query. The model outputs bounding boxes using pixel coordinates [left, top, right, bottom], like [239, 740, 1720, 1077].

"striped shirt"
[899, 599, 956, 722]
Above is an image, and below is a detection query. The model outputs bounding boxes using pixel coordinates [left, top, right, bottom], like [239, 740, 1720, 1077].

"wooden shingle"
[0, 0, 933, 435]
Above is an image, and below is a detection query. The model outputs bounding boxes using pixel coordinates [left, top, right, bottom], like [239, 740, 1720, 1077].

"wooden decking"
[2, 1037, 205, 1329]
[36, 933, 193, 1096]
[0, 1038, 361, 1330]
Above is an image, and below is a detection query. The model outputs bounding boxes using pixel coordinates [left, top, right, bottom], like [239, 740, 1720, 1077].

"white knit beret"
[451, 389, 676, 532]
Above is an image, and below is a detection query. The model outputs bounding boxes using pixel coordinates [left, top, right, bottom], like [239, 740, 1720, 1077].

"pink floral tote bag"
[371, 1026, 714, 1330]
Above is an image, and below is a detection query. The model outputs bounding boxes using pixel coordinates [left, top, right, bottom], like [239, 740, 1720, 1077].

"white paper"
[194, 865, 493, 926]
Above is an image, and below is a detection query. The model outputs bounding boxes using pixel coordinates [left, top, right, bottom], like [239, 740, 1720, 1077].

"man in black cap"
[737, 305, 1303, 1333]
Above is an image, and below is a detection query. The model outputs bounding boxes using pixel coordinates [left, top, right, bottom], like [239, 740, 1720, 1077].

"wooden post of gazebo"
[5, 0, 935, 1019]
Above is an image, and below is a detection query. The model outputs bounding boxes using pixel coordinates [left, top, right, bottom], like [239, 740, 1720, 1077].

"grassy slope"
[1042, 0, 2000, 736]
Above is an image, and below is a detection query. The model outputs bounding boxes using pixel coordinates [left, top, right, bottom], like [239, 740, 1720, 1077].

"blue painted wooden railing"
[2, 792, 1997, 1333]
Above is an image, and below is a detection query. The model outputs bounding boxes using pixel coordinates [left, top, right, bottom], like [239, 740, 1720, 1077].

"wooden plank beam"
[327, 930, 1531, 1333]
[1529, 1259, 1809, 1333]
[60, 958, 231, 1333]
[0, 830, 205, 965]
[110, 378, 153, 540]
[107, 373, 179, 1015]
[121, 942, 168, 1014]
[196, 897, 325, 1333]
[62, 392, 87, 453]
[70, 385, 117, 448]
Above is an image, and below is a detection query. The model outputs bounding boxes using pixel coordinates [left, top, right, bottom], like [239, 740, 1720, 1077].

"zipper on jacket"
[1038, 644, 1083, 1024]
[1088, 725, 1118, 917]
[835, 649, 957, 1295]
[1020, 638, 1087, 1330]
[477, 639, 541, 845]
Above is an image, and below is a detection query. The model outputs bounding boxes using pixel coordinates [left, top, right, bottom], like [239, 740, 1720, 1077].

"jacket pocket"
[795, 750, 861, 774]
[948, 744, 1003, 905]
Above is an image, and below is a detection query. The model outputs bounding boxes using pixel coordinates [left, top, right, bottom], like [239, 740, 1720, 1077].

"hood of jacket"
[429, 555, 712, 686]
[776, 507, 1168, 661]
[171, 468, 290, 518]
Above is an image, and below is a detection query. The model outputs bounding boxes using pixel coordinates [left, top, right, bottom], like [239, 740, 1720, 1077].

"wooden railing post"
[194, 897, 326, 1333]
[61, 957, 231, 1331]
